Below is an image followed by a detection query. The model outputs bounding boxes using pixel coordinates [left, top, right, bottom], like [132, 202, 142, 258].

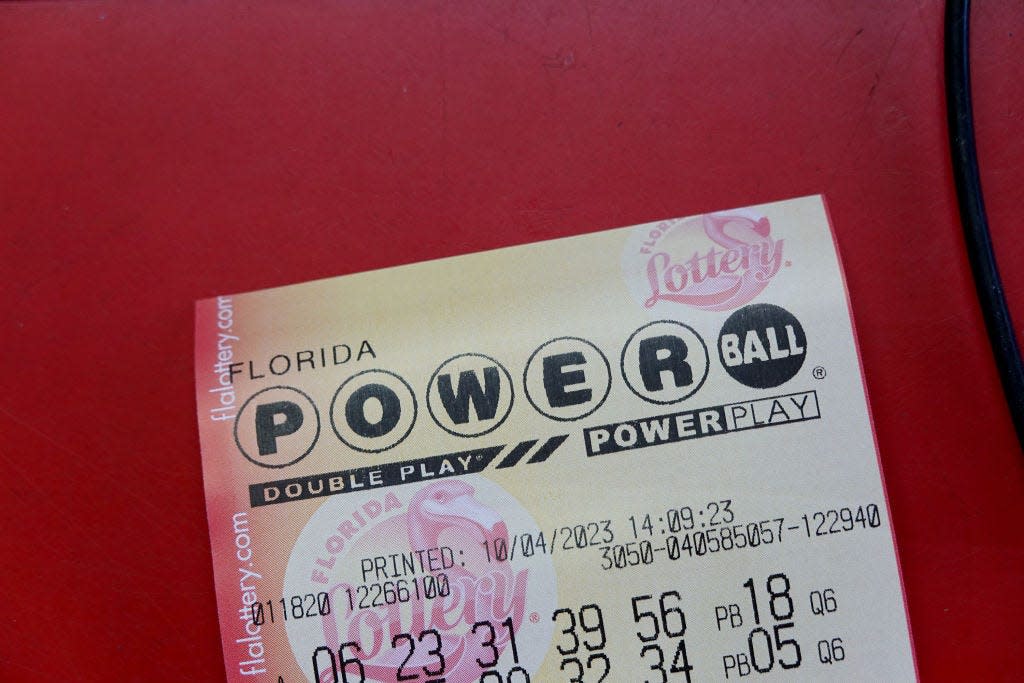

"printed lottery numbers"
[473, 618, 532, 682]
[720, 572, 803, 678]
[310, 617, 528, 683]
[553, 604, 611, 682]
[742, 573, 802, 672]
[631, 591, 693, 683]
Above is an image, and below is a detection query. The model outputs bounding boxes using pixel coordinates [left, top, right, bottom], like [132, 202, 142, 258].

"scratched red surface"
[1, 2, 1022, 681]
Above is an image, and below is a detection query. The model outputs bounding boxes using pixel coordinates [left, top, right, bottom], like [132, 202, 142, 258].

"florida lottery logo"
[284, 476, 557, 682]
[622, 209, 785, 314]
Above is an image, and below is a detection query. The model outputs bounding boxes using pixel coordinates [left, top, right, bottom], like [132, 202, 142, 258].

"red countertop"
[1, 2, 1021, 680]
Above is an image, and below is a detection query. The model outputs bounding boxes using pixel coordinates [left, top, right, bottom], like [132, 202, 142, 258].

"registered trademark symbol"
[812, 366, 827, 379]
[530, 612, 540, 623]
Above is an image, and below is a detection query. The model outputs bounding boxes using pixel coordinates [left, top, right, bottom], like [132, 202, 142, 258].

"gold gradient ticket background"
[195, 195, 915, 681]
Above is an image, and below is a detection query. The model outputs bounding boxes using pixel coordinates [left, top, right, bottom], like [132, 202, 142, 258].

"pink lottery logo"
[285, 478, 556, 683]
[626, 210, 786, 313]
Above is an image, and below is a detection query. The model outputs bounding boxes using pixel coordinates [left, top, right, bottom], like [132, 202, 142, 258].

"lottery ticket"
[194, 195, 916, 682]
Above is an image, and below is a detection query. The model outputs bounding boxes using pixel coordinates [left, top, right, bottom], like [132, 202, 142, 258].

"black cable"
[945, 0, 1024, 450]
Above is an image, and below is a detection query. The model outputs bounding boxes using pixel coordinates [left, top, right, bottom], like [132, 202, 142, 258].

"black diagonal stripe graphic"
[527, 434, 569, 464]
[495, 439, 537, 469]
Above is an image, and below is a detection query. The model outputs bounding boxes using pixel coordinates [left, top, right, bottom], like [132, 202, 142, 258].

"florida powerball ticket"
[194, 195, 916, 682]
